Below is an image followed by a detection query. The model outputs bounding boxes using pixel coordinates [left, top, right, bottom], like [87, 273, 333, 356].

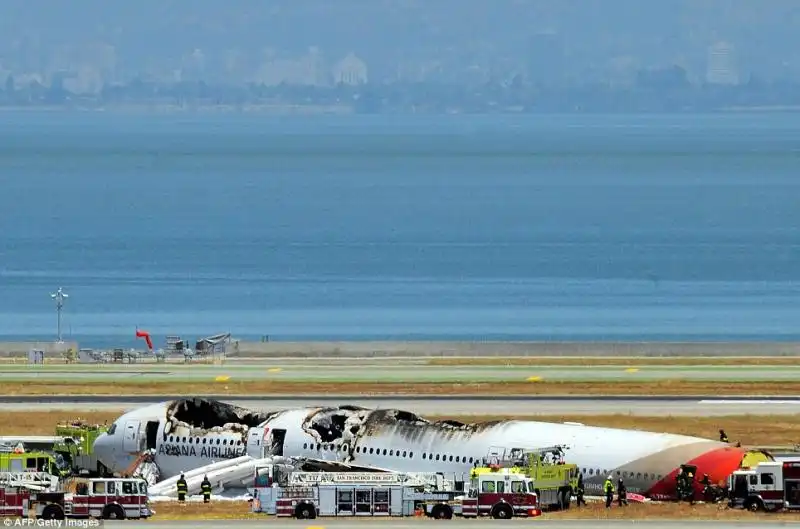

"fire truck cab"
[728, 460, 800, 512]
[459, 466, 541, 519]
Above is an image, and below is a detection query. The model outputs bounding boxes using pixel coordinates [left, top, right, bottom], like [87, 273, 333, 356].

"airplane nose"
[93, 433, 115, 471]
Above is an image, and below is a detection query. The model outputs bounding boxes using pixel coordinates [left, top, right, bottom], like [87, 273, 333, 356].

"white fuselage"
[93, 402, 739, 498]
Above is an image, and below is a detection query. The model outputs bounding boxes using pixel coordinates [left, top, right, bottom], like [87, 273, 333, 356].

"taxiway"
[5, 395, 800, 416]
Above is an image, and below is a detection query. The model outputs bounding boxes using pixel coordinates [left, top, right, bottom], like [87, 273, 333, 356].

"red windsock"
[135, 329, 153, 350]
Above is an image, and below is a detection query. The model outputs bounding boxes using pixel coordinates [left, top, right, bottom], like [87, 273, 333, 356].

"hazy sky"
[1, 1, 799, 81]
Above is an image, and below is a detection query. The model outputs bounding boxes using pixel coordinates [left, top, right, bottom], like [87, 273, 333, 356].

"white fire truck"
[251, 468, 462, 519]
[728, 460, 800, 512]
[0, 477, 151, 520]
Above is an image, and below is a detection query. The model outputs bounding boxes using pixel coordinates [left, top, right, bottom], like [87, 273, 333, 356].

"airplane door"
[145, 421, 159, 450]
[268, 429, 286, 456]
[123, 420, 140, 452]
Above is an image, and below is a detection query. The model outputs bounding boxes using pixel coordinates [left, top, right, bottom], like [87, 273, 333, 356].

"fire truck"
[252, 468, 460, 519]
[471, 445, 577, 510]
[728, 460, 800, 512]
[425, 466, 541, 519]
[0, 477, 151, 520]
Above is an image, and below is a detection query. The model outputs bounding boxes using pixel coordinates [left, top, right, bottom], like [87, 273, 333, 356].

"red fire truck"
[728, 460, 800, 512]
[425, 465, 542, 519]
[0, 477, 151, 520]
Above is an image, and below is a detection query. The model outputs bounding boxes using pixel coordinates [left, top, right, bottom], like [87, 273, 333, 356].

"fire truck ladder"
[0, 471, 59, 491]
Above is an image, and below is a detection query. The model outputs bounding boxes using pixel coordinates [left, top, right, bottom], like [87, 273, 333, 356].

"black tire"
[430, 504, 453, 519]
[491, 503, 514, 519]
[40, 504, 65, 520]
[744, 497, 763, 512]
[295, 502, 316, 519]
[102, 504, 126, 520]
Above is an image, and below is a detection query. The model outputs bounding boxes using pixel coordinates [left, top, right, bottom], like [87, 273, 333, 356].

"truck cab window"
[761, 473, 775, 485]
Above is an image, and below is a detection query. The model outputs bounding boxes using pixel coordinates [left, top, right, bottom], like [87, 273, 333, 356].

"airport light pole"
[50, 287, 68, 343]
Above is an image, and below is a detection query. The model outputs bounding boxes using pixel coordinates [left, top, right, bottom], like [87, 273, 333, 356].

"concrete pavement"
[6, 395, 800, 416]
[2, 362, 799, 382]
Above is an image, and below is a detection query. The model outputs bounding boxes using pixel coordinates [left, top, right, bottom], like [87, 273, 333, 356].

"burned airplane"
[93, 398, 766, 500]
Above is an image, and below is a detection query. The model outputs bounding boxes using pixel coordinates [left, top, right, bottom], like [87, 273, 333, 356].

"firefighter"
[617, 478, 628, 506]
[719, 429, 729, 443]
[604, 475, 615, 508]
[201, 475, 212, 503]
[176, 473, 188, 503]
[675, 468, 684, 500]
[686, 472, 696, 504]
[700, 473, 712, 502]
[575, 474, 586, 507]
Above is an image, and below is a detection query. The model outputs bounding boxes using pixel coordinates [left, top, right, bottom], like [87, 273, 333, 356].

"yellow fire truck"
[472, 445, 579, 510]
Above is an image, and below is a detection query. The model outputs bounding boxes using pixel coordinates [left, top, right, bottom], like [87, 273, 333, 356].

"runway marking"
[214, 376, 230, 382]
[526, 376, 542, 382]
[267, 368, 282, 373]
[699, 400, 800, 404]
[625, 368, 640, 373]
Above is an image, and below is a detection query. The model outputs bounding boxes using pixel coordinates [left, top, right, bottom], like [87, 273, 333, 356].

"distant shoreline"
[2, 340, 798, 358]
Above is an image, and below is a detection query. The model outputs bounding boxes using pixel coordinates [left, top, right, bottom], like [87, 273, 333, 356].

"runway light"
[267, 368, 282, 373]
[625, 368, 639, 373]
[527, 376, 542, 382]
[214, 375, 230, 382]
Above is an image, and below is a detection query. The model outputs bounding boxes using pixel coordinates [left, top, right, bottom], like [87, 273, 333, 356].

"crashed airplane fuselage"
[93, 398, 754, 500]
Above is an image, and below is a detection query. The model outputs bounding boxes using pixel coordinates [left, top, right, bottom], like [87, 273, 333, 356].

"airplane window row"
[580, 468, 663, 481]
[302, 442, 482, 464]
[167, 435, 243, 446]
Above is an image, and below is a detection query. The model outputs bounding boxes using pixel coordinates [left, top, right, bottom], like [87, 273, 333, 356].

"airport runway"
[5, 395, 800, 416]
[102, 520, 798, 529]
[2, 363, 800, 382]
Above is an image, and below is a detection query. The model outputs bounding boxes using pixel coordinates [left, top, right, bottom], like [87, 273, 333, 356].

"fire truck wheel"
[294, 502, 316, 519]
[430, 504, 453, 519]
[40, 504, 65, 520]
[491, 503, 513, 519]
[102, 504, 126, 520]
[744, 497, 764, 512]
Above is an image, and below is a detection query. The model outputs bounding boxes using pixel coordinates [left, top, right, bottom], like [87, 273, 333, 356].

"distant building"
[706, 41, 739, 85]
[332, 53, 368, 85]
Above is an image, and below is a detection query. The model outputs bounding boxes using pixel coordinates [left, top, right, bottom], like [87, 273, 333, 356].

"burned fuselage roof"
[299, 405, 506, 451]
[166, 398, 275, 430]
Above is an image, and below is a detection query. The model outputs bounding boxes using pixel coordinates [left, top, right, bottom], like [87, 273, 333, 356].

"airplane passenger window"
[216, 439, 220, 445]
[455, 456, 460, 463]
[403, 451, 407, 457]
[369, 448, 374, 454]
[422, 453, 427, 460]
[468, 457, 473, 464]
[637, 473, 641, 479]
[182, 437, 186, 443]
[383, 449, 387, 455]
[203, 439, 207, 444]
[303, 443, 307, 449]
[435, 454, 440, 461]
[449, 455, 453, 462]
[169, 436, 174, 442]
[389, 450, 394, 456]
[343, 444, 348, 452]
